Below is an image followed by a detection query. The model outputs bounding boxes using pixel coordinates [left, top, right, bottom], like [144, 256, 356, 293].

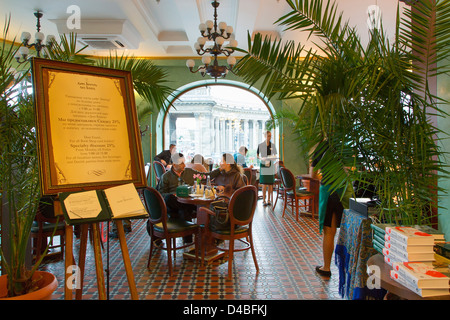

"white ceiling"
[1, 0, 407, 58]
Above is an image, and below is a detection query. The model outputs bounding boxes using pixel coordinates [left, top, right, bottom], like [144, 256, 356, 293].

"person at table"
[212, 153, 246, 195]
[153, 143, 176, 167]
[189, 154, 209, 172]
[157, 152, 202, 223]
[200, 153, 246, 231]
[257, 130, 277, 206]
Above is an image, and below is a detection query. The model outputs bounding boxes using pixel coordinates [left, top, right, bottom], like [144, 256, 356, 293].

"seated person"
[186, 154, 208, 172]
[157, 153, 201, 222]
[211, 153, 246, 194]
[234, 146, 252, 169]
[204, 153, 246, 231]
[154, 143, 176, 167]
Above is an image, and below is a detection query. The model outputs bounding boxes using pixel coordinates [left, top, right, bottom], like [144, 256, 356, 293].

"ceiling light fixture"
[15, 11, 55, 63]
[186, 0, 237, 82]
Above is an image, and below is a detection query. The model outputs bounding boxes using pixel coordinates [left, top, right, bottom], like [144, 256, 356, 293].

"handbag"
[209, 195, 230, 230]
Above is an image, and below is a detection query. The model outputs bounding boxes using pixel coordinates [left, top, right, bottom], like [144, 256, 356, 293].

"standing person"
[311, 142, 351, 278]
[154, 143, 176, 167]
[257, 130, 277, 206]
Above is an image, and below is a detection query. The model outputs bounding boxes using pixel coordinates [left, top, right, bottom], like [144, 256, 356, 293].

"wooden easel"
[55, 200, 139, 300]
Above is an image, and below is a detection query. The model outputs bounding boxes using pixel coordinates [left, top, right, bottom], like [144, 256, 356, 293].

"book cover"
[383, 247, 435, 263]
[373, 238, 384, 254]
[392, 261, 450, 288]
[371, 223, 394, 235]
[59, 189, 112, 225]
[385, 237, 434, 253]
[385, 226, 434, 246]
[60, 183, 148, 225]
[390, 270, 450, 297]
[414, 225, 445, 242]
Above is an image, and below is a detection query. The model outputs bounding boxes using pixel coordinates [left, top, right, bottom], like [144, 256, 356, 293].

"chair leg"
[200, 230, 205, 267]
[295, 198, 299, 221]
[273, 185, 280, 209]
[194, 231, 199, 266]
[166, 237, 173, 277]
[282, 194, 287, 217]
[227, 239, 234, 280]
[248, 233, 259, 273]
[147, 236, 155, 268]
[172, 238, 177, 260]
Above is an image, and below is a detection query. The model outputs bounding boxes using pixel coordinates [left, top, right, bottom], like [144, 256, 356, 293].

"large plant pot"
[0, 271, 58, 300]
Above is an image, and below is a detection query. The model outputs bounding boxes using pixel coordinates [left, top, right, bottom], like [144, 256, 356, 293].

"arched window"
[163, 85, 278, 167]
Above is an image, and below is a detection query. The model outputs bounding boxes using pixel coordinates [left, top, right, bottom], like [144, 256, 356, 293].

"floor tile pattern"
[40, 199, 342, 300]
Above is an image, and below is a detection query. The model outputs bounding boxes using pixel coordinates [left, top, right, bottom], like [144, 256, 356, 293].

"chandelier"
[15, 11, 55, 63]
[186, 0, 237, 81]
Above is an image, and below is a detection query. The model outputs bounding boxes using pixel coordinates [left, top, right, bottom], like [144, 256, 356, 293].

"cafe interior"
[1, 0, 449, 305]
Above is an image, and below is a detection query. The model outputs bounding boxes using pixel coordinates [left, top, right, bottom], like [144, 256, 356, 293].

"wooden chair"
[30, 197, 65, 263]
[279, 167, 316, 221]
[199, 185, 259, 279]
[243, 167, 253, 185]
[300, 176, 320, 217]
[152, 160, 166, 184]
[143, 187, 200, 276]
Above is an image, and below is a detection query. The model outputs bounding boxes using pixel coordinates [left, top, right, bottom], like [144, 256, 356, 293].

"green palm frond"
[280, 0, 350, 51]
[235, 0, 449, 225]
[45, 33, 94, 65]
[234, 32, 312, 100]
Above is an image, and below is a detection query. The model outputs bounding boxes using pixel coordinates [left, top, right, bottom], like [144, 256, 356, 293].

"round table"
[177, 195, 215, 208]
[176, 195, 226, 264]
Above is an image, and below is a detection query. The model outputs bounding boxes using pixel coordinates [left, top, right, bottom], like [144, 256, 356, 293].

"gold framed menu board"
[32, 58, 146, 195]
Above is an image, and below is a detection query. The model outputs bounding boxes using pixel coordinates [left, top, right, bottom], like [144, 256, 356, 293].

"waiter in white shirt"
[257, 130, 277, 207]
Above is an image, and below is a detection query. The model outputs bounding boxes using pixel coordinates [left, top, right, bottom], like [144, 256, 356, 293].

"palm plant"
[234, 0, 450, 225]
[0, 16, 172, 297]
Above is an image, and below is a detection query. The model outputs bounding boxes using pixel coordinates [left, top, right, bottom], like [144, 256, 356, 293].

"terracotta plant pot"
[0, 271, 58, 300]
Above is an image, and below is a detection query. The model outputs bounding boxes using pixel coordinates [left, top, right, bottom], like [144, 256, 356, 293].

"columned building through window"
[164, 85, 275, 165]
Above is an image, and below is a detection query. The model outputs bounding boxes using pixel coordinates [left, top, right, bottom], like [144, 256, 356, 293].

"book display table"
[368, 253, 450, 300]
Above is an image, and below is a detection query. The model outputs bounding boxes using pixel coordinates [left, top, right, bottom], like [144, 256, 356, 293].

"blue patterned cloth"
[335, 209, 384, 300]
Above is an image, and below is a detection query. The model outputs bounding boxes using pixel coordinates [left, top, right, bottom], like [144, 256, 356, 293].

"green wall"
[437, 57, 450, 241]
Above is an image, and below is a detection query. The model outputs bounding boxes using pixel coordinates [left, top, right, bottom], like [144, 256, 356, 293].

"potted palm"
[0, 17, 57, 299]
[233, 0, 449, 226]
[0, 15, 172, 298]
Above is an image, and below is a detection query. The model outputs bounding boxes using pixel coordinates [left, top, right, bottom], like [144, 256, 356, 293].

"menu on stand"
[32, 58, 146, 194]
[47, 70, 131, 185]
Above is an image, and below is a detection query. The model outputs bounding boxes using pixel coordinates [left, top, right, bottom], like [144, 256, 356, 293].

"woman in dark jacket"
[212, 153, 246, 195]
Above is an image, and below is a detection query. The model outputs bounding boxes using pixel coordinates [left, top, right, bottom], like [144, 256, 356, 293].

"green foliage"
[234, 0, 450, 225]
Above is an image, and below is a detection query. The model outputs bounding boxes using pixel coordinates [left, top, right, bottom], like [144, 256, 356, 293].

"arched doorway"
[156, 79, 280, 166]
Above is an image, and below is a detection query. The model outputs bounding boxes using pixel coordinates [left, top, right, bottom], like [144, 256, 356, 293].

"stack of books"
[390, 261, 450, 297]
[383, 226, 436, 266]
[371, 224, 450, 297]
[371, 224, 443, 264]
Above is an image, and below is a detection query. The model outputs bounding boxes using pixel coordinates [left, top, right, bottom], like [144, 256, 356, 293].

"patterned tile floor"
[39, 197, 343, 301]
